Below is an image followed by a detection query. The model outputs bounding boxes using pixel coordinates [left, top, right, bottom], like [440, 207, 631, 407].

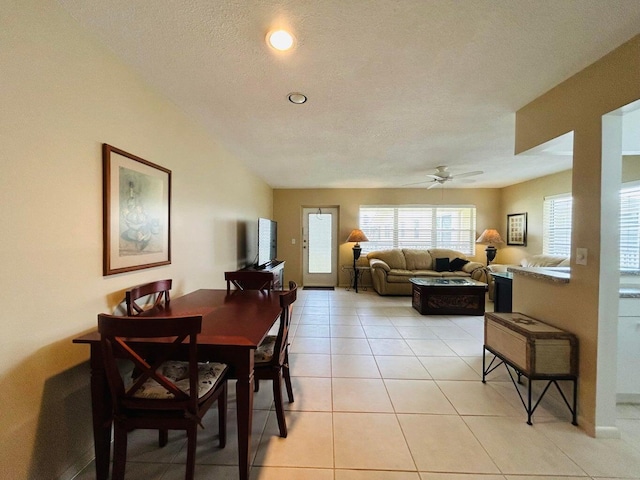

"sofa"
[487, 254, 570, 299]
[367, 248, 486, 296]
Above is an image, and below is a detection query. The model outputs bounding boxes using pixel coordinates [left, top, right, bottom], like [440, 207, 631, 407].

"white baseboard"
[594, 425, 621, 439]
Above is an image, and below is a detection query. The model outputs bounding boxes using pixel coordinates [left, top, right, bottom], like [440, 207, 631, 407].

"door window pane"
[309, 213, 332, 273]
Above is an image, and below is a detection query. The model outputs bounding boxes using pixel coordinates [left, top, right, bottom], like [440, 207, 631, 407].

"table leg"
[89, 343, 112, 480]
[235, 352, 255, 480]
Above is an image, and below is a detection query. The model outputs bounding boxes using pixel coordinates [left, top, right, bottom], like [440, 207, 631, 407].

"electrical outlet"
[291, 238, 296, 245]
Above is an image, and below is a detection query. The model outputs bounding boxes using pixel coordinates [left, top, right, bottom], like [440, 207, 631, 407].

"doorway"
[302, 207, 339, 287]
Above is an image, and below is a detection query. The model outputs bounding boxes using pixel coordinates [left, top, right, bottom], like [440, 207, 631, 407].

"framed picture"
[103, 144, 171, 275]
[507, 212, 527, 246]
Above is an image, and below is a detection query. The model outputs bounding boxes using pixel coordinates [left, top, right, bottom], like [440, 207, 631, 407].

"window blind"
[543, 194, 572, 257]
[620, 183, 640, 270]
[359, 205, 476, 254]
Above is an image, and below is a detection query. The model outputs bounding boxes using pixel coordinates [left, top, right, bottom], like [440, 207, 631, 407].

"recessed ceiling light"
[267, 29, 294, 51]
[288, 93, 307, 104]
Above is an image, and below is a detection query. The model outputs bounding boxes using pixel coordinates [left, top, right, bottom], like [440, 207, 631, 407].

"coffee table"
[410, 277, 487, 315]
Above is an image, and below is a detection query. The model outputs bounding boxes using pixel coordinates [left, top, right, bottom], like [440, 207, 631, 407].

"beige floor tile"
[330, 314, 361, 325]
[618, 418, 640, 451]
[398, 414, 500, 473]
[617, 403, 640, 419]
[163, 464, 239, 480]
[375, 355, 431, 379]
[363, 325, 403, 338]
[389, 316, 426, 326]
[463, 355, 512, 382]
[254, 411, 333, 468]
[368, 338, 414, 356]
[332, 378, 394, 412]
[379, 306, 418, 317]
[332, 354, 380, 378]
[289, 336, 331, 354]
[421, 474, 506, 480]
[536, 421, 640, 477]
[385, 379, 456, 414]
[299, 314, 330, 324]
[331, 307, 358, 316]
[249, 466, 334, 480]
[289, 353, 332, 377]
[284, 377, 332, 412]
[487, 380, 574, 422]
[436, 380, 522, 416]
[337, 470, 421, 479]
[123, 427, 186, 464]
[295, 324, 331, 337]
[301, 305, 330, 315]
[332, 337, 373, 354]
[463, 416, 586, 476]
[359, 315, 393, 326]
[418, 356, 481, 380]
[73, 460, 170, 480]
[406, 339, 457, 356]
[331, 324, 367, 338]
[502, 477, 584, 480]
[442, 339, 483, 356]
[333, 412, 416, 470]
[395, 326, 439, 339]
[429, 325, 475, 340]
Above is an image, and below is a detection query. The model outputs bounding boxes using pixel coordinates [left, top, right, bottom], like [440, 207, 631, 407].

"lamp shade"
[346, 229, 369, 243]
[476, 229, 504, 245]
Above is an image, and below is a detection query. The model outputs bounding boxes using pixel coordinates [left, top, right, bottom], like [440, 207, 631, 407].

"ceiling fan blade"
[452, 170, 483, 179]
[426, 182, 440, 189]
[401, 180, 431, 187]
[426, 174, 444, 180]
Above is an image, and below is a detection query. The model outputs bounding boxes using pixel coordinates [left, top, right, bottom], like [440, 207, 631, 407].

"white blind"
[359, 205, 476, 255]
[620, 184, 640, 270]
[543, 194, 572, 256]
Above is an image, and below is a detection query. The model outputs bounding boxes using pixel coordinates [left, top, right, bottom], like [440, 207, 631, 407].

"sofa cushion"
[449, 257, 470, 271]
[368, 249, 407, 270]
[403, 249, 433, 271]
[428, 248, 466, 262]
[435, 257, 450, 272]
[520, 254, 568, 268]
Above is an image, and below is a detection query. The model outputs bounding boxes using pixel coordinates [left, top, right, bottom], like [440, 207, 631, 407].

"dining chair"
[224, 271, 274, 293]
[98, 313, 228, 480]
[253, 281, 297, 437]
[125, 279, 172, 315]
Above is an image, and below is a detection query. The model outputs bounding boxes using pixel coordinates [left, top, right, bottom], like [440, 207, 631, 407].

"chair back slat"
[125, 279, 172, 315]
[272, 281, 297, 365]
[224, 271, 273, 293]
[98, 314, 201, 413]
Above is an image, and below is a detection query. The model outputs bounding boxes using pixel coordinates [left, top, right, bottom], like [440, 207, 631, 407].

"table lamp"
[476, 228, 504, 265]
[346, 229, 369, 292]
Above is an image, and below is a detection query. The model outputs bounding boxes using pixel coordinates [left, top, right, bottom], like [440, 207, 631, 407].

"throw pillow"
[449, 257, 470, 271]
[435, 257, 450, 272]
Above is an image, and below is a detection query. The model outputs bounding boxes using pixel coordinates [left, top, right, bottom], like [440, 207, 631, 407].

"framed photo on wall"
[507, 213, 527, 246]
[103, 144, 171, 275]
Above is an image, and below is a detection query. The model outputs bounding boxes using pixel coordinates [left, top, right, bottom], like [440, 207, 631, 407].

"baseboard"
[59, 446, 95, 480]
[594, 425, 621, 439]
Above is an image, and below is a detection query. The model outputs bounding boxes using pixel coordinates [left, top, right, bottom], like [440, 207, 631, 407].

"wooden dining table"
[73, 288, 284, 480]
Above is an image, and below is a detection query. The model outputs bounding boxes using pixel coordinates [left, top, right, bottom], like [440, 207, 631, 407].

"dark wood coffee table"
[410, 277, 487, 315]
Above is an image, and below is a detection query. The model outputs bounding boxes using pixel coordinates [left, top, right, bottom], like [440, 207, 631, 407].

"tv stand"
[241, 260, 285, 290]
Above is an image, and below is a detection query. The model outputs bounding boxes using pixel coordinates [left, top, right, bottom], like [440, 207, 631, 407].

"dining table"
[73, 288, 284, 480]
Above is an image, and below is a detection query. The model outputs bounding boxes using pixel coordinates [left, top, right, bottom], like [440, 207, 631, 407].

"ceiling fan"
[404, 166, 484, 189]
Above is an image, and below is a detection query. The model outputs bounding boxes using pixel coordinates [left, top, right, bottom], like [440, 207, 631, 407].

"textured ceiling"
[57, 0, 640, 189]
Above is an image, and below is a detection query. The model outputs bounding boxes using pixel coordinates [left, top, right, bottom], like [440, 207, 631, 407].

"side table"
[341, 265, 370, 292]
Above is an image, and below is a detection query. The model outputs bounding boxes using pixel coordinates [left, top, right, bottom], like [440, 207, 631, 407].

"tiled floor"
[75, 288, 640, 479]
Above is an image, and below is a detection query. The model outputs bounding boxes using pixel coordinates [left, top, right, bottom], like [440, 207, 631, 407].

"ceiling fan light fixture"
[267, 29, 295, 51]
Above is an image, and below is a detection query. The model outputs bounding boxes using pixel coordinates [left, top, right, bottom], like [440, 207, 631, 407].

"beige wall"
[514, 35, 640, 436]
[0, 2, 272, 478]
[273, 188, 500, 287]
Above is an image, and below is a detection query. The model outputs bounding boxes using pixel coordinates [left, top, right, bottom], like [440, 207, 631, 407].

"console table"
[240, 260, 285, 290]
[483, 311, 578, 425]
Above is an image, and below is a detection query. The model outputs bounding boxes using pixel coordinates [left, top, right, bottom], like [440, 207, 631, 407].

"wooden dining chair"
[253, 281, 297, 437]
[224, 271, 274, 293]
[98, 313, 228, 480]
[125, 279, 172, 315]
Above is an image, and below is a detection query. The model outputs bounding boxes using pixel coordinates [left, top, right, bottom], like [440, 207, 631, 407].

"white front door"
[302, 207, 338, 287]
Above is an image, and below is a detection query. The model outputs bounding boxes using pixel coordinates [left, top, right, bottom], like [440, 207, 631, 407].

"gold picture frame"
[103, 144, 171, 275]
[507, 212, 527, 246]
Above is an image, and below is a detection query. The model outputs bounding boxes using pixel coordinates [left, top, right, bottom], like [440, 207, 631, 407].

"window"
[543, 194, 572, 257]
[620, 183, 640, 270]
[359, 205, 476, 254]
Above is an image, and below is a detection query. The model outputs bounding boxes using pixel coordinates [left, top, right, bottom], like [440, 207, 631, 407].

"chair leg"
[112, 424, 128, 480]
[283, 352, 294, 403]
[272, 369, 287, 438]
[254, 379, 260, 392]
[185, 424, 198, 480]
[218, 382, 227, 448]
[158, 429, 168, 447]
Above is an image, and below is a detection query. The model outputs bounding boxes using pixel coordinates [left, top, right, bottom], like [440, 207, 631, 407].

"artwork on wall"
[507, 212, 527, 246]
[103, 144, 171, 275]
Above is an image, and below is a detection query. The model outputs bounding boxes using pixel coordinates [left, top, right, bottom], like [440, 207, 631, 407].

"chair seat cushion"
[132, 361, 227, 400]
[255, 335, 277, 363]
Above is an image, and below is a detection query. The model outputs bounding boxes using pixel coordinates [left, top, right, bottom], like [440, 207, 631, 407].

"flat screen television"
[257, 217, 277, 268]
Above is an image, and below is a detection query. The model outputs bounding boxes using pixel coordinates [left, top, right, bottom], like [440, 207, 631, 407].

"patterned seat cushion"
[254, 335, 277, 363]
[131, 361, 227, 400]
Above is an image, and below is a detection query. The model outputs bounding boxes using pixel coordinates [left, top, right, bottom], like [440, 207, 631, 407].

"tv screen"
[257, 217, 277, 267]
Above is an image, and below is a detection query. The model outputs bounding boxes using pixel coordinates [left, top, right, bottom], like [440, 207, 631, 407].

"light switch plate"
[576, 247, 588, 265]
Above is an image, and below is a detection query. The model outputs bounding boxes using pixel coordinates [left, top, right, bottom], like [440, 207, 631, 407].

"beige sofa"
[487, 254, 570, 299]
[367, 248, 486, 296]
